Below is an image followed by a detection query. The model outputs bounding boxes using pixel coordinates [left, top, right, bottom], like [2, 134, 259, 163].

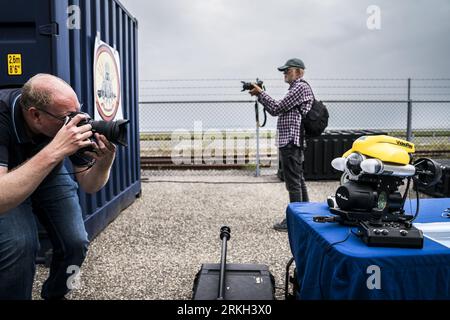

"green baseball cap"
[278, 58, 306, 71]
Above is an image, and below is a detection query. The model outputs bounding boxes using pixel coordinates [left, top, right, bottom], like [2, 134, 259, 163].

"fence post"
[255, 100, 261, 177]
[406, 78, 413, 141]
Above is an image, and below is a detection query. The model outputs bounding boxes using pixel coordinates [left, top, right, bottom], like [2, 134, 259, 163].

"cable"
[140, 93, 259, 97]
[139, 78, 415, 82]
[315, 93, 412, 96]
[308, 78, 407, 81]
[141, 179, 281, 184]
[412, 78, 450, 81]
[409, 181, 420, 222]
[401, 177, 412, 207]
[326, 229, 354, 247]
[139, 84, 429, 90]
[412, 85, 450, 88]
[56, 160, 96, 175]
[403, 182, 420, 223]
[138, 78, 450, 85]
[318, 228, 354, 299]
[402, 169, 420, 222]
[140, 78, 258, 82]
[140, 85, 241, 90]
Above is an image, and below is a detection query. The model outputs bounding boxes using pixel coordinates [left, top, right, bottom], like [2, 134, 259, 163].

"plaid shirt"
[258, 78, 314, 147]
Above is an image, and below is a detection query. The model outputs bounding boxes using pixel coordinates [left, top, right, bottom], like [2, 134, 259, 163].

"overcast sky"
[120, 0, 450, 81]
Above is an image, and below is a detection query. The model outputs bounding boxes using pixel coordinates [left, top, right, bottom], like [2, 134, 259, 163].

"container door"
[0, 0, 55, 87]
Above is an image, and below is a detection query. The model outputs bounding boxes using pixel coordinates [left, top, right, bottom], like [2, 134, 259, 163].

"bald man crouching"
[0, 74, 116, 300]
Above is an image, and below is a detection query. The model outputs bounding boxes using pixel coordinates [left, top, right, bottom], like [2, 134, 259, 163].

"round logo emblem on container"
[94, 44, 121, 121]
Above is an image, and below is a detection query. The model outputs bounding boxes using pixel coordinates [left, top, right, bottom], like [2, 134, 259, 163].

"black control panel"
[323, 206, 425, 249]
[358, 221, 424, 248]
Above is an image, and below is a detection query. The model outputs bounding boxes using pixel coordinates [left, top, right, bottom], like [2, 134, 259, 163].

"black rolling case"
[192, 226, 275, 300]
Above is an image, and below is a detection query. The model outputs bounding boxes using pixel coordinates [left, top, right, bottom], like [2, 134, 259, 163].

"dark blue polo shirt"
[0, 88, 92, 171]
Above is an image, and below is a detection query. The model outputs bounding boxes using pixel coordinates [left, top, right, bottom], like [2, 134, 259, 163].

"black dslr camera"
[241, 78, 264, 91]
[68, 112, 129, 151]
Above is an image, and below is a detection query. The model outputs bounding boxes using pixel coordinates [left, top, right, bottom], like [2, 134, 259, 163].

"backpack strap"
[298, 78, 316, 101]
[297, 78, 315, 151]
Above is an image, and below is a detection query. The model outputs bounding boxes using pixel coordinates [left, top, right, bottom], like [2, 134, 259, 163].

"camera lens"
[91, 119, 129, 146]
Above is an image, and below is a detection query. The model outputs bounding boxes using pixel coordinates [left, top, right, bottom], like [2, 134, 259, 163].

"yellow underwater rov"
[315, 135, 442, 248]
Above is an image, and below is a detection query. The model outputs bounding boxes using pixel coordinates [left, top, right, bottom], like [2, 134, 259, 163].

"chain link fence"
[138, 79, 450, 167]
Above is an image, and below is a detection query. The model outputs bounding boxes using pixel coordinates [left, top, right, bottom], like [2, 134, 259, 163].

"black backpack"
[299, 80, 329, 138]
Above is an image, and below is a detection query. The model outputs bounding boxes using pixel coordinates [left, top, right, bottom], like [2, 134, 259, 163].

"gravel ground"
[32, 169, 340, 300]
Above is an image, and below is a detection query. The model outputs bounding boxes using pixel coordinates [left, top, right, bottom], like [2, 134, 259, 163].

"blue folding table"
[287, 198, 450, 299]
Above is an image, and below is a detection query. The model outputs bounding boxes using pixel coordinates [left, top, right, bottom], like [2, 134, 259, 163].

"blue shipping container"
[0, 0, 141, 242]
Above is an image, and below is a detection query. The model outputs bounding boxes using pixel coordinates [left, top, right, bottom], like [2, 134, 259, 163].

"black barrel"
[303, 130, 388, 180]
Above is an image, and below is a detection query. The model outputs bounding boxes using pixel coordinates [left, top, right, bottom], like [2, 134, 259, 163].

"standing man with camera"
[0, 74, 117, 300]
[249, 58, 314, 231]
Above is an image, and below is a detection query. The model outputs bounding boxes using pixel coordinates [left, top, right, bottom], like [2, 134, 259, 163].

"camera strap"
[254, 100, 267, 128]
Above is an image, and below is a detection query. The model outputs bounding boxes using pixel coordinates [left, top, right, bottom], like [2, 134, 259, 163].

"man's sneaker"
[273, 218, 288, 232]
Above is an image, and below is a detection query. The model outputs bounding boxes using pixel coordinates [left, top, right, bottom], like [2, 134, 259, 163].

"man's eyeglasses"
[283, 68, 292, 75]
[35, 104, 83, 123]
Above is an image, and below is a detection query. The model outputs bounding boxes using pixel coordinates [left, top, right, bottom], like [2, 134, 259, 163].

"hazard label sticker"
[8, 54, 22, 75]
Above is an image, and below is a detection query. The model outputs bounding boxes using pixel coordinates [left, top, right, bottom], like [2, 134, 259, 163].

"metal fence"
[138, 78, 450, 167]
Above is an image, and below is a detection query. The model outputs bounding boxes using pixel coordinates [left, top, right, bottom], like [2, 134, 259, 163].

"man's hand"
[249, 84, 263, 96]
[83, 133, 116, 167]
[74, 133, 116, 194]
[45, 114, 93, 162]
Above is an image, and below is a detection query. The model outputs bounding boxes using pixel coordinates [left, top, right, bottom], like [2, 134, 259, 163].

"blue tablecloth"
[287, 198, 450, 300]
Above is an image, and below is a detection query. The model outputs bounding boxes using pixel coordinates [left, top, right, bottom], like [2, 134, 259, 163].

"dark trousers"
[0, 165, 89, 300]
[279, 143, 309, 203]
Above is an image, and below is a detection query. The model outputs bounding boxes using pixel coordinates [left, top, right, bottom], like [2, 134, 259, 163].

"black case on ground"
[192, 263, 275, 300]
